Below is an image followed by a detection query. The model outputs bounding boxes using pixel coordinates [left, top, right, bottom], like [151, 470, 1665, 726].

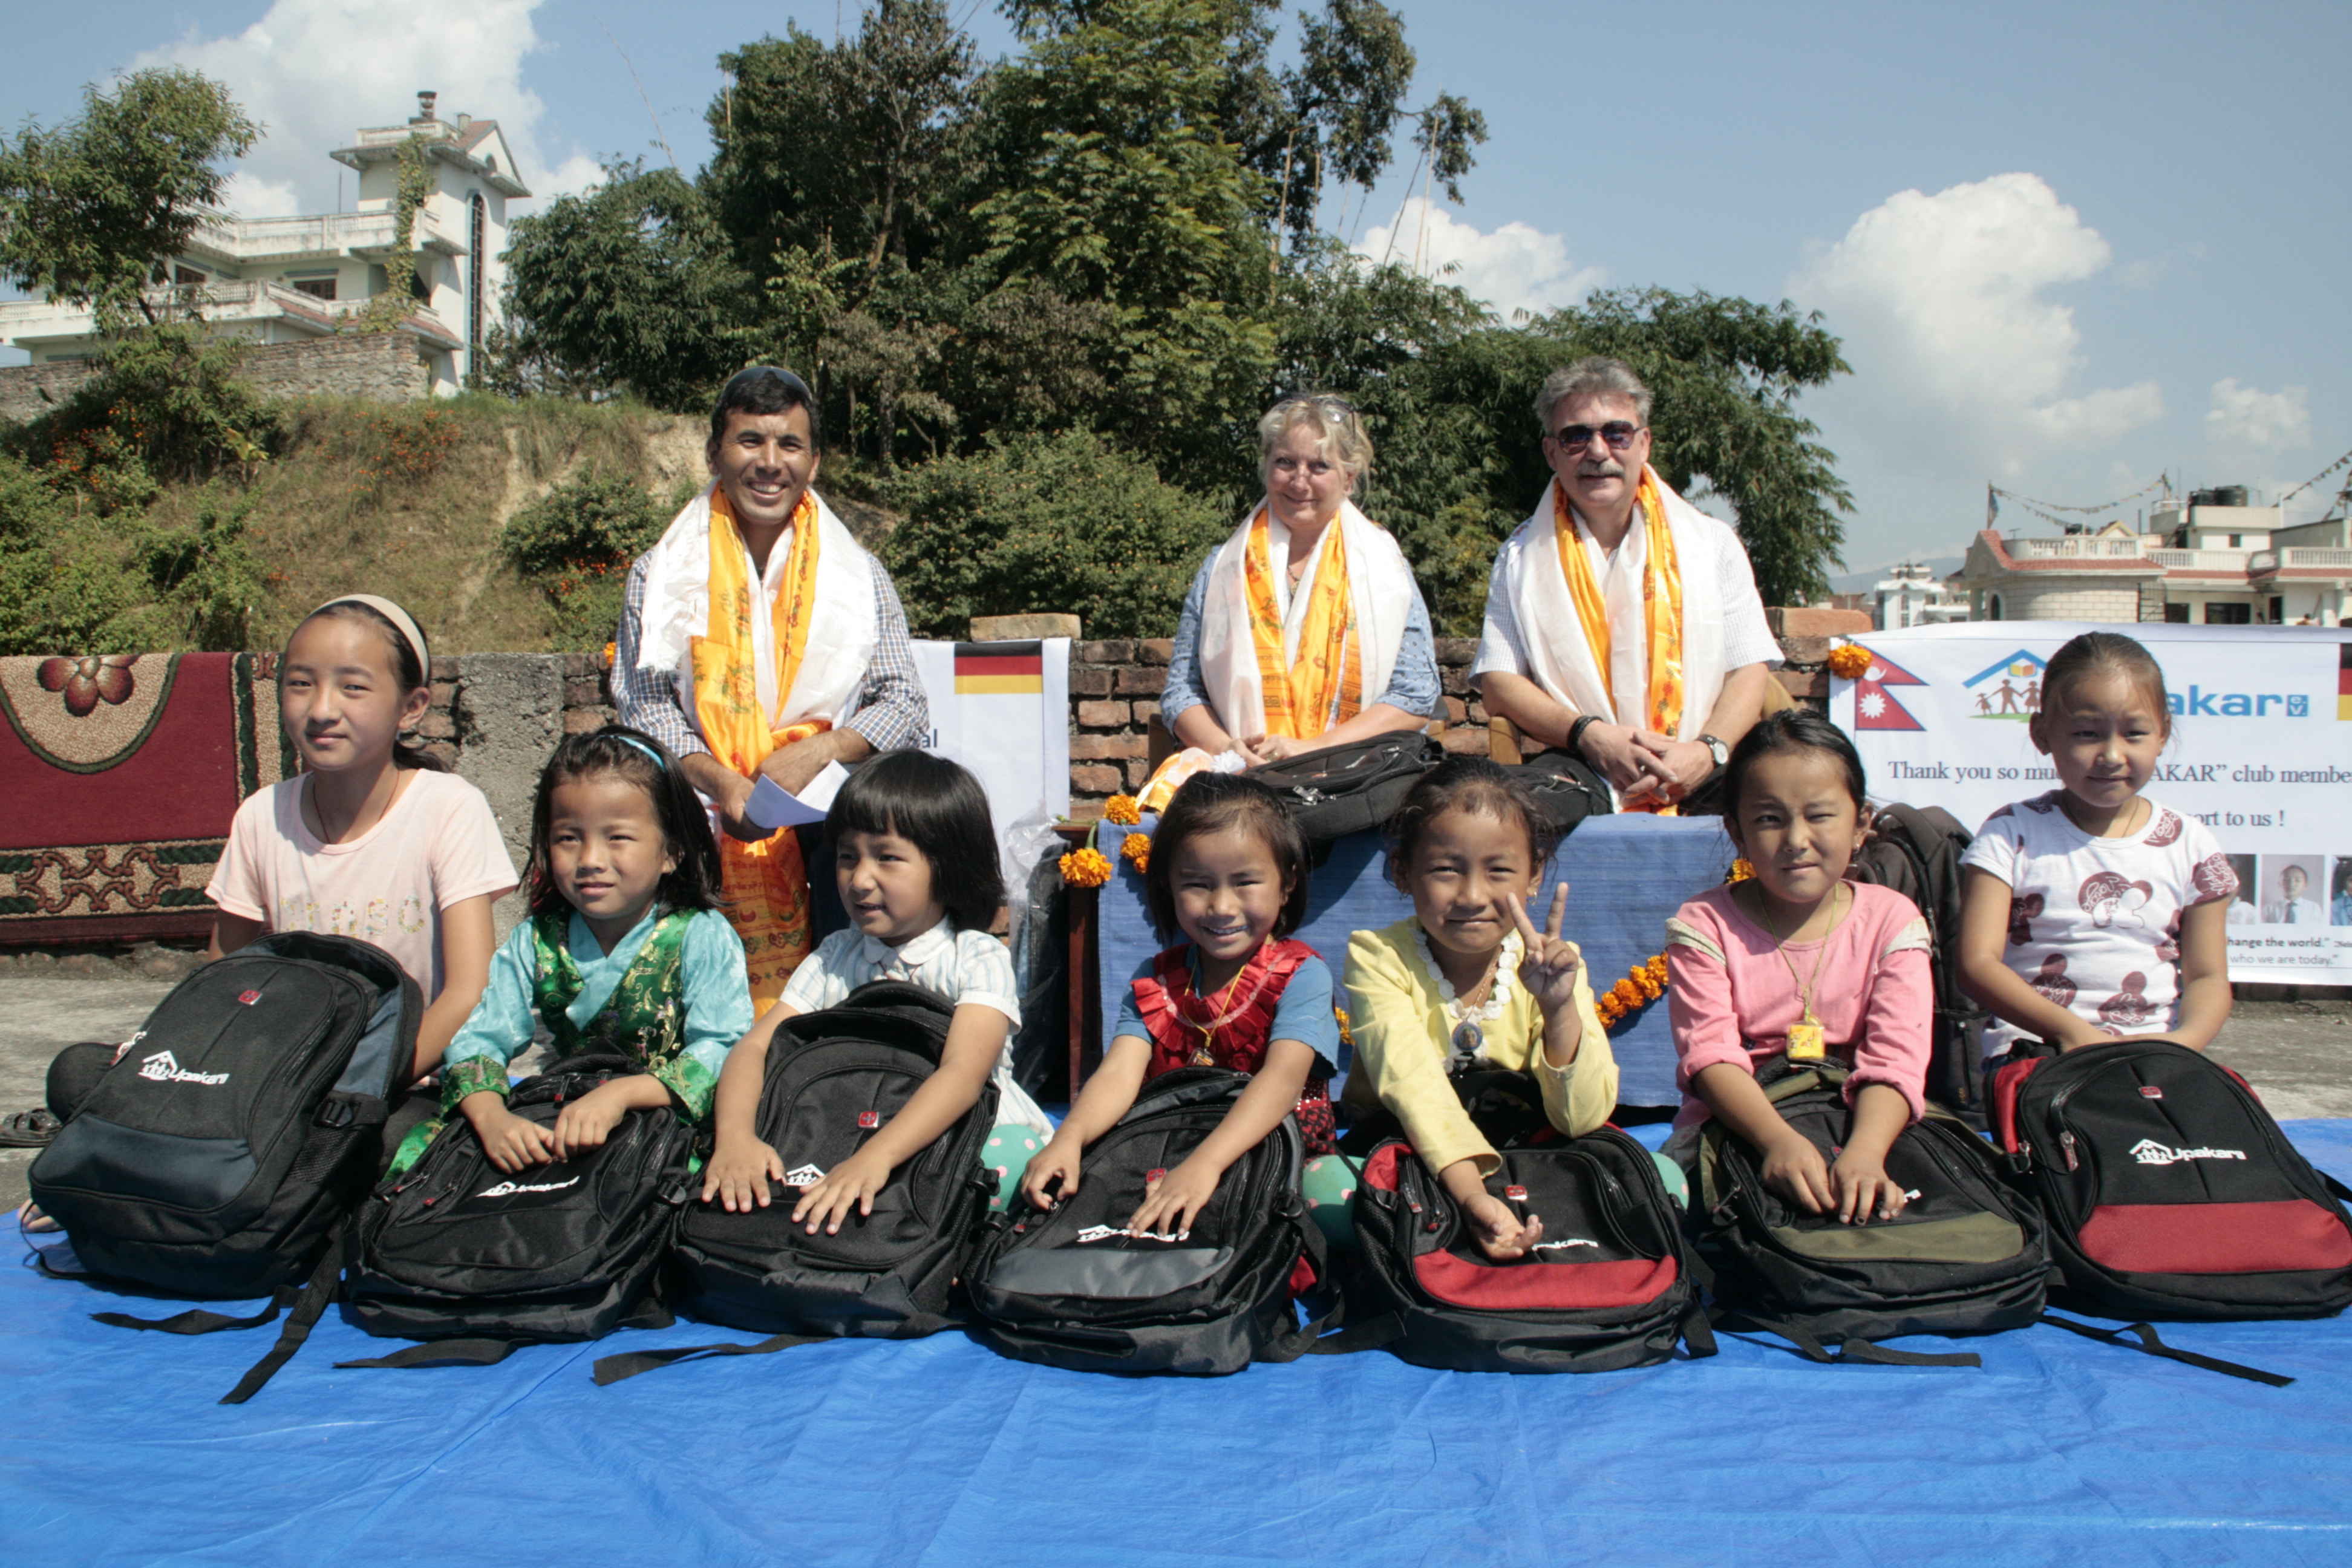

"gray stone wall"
[0, 331, 429, 423]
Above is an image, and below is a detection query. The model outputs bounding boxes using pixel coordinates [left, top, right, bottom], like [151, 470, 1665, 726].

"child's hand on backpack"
[1462, 1190, 1544, 1261]
[1759, 1131, 1836, 1216]
[1020, 1136, 1083, 1210]
[460, 1093, 558, 1172]
[550, 1082, 634, 1160]
[1126, 1156, 1220, 1241]
[1830, 1151, 1910, 1226]
[792, 1146, 895, 1235]
[703, 1135, 785, 1211]
[1507, 886, 1585, 1019]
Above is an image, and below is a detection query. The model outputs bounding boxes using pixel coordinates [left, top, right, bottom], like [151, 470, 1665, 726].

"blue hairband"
[612, 734, 667, 769]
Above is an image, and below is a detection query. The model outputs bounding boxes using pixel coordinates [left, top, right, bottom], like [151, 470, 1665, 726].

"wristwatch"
[1699, 733, 1729, 771]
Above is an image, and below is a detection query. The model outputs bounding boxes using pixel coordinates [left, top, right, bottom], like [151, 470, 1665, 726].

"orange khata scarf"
[1243, 508, 1361, 740]
[1552, 468, 1688, 814]
[691, 485, 829, 1009]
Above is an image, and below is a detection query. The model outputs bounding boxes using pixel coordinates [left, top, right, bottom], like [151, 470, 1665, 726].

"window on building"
[172, 266, 207, 287]
[290, 277, 337, 301]
[2164, 604, 2190, 624]
[2204, 603, 2251, 625]
[2228, 534, 2243, 548]
[1987, 594, 2004, 621]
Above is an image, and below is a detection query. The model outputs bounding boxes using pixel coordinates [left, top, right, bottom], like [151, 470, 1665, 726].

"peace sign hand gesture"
[1506, 885, 1584, 1017]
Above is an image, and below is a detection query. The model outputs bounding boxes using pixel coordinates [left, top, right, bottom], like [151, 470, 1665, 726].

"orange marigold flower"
[603, 641, 618, 670]
[1633, 969, 1665, 1001]
[1120, 832, 1151, 871]
[1644, 955, 1669, 985]
[1059, 848, 1113, 888]
[1727, 858, 1756, 883]
[1103, 794, 1142, 826]
[1609, 978, 1642, 1008]
[1826, 642, 1873, 681]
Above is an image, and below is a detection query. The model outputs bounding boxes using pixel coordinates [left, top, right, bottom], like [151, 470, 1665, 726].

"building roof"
[331, 116, 531, 198]
[1967, 531, 2162, 575]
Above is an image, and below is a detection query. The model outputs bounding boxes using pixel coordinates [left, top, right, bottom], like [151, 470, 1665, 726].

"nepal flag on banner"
[1851, 652, 1928, 731]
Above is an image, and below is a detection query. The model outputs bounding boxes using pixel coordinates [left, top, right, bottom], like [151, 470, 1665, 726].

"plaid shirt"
[612, 550, 929, 762]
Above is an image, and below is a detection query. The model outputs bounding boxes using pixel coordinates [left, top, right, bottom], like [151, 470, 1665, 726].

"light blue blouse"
[1159, 550, 1442, 732]
[442, 904, 755, 1108]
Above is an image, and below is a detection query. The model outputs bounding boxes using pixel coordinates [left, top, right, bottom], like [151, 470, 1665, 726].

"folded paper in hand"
[743, 761, 849, 835]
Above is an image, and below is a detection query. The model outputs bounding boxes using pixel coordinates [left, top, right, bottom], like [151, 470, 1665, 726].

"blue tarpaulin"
[8, 1120, 2352, 1566]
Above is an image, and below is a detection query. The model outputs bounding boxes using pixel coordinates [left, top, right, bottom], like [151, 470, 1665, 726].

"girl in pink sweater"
[1665, 710, 1935, 1226]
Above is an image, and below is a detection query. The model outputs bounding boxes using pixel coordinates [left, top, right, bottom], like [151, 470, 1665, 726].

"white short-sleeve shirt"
[1959, 791, 2238, 1058]
[779, 920, 1049, 1134]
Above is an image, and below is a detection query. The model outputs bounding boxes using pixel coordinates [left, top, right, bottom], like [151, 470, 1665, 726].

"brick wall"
[0, 332, 429, 423]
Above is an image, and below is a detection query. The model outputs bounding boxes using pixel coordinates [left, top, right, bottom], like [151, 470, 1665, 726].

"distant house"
[1958, 491, 2352, 626]
[1869, 561, 1970, 630]
[0, 92, 528, 397]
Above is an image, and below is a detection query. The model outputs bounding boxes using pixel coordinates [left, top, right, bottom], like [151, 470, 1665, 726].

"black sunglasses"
[1550, 420, 1643, 453]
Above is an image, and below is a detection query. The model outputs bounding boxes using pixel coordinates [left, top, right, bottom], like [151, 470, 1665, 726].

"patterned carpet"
[0, 653, 286, 946]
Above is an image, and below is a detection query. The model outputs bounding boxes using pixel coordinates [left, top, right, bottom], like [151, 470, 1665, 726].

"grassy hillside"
[137, 395, 713, 653]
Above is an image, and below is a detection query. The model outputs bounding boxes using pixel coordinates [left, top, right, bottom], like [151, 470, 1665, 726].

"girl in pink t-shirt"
[207, 596, 517, 1077]
[16, 597, 515, 1229]
[1665, 710, 1935, 1227]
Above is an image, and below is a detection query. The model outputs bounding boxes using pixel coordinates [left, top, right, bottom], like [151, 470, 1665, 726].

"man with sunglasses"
[613, 365, 929, 1005]
[1474, 357, 1777, 811]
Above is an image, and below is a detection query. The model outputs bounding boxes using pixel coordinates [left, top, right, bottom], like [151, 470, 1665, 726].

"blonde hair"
[1256, 394, 1371, 492]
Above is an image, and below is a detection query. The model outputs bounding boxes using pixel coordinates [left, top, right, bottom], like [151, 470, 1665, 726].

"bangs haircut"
[829, 750, 1003, 933]
[528, 725, 722, 918]
[2037, 631, 2171, 735]
[1142, 773, 1311, 943]
[708, 365, 823, 452]
[1723, 708, 1869, 823]
[1383, 757, 1560, 890]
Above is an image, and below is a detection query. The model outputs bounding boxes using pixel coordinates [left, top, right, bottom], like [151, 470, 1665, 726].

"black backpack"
[30, 932, 420, 1301]
[1504, 748, 1616, 838]
[336, 1054, 697, 1367]
[963, 1068, 1326, 1376]
[1333, 1127, 1714, 1373]
[1990, 1039, 2352, 1322]
[1691, 1059, 2048, 1365]
[1244, 732, 1442, 846]
[593, 985, 998, 1383]
[1847, 804, 1992, 1120]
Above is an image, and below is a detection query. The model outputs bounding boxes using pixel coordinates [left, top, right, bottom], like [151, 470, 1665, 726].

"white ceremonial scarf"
[1496, 468, 1727, 742]
[1195, 498, 1414, 740]
[633, 482, 879, 732]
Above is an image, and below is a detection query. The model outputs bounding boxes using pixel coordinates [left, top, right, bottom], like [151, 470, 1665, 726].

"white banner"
[1831, 622, 2352, 985]
[909, 637, 1071, 873]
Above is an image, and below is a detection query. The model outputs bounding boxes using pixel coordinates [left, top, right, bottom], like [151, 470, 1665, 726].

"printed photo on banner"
[1831, 622, 2352, 985]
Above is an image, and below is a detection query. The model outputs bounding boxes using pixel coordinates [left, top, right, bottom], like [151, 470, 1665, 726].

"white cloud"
[540, 153, 610, 203]
[220, 170, 302, 218]
[133, 0, 593, 215]
[1786, 172, 2160, 448]
[2205, 377, 2310, 452]
[1354, 197, 1603, 320]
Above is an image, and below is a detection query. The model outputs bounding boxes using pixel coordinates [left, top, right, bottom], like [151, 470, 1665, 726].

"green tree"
[0, 68, 259, 327]
[497, 163, 752, 410]
[876, 429, 1226, 638]
[500, 469, 675, 648]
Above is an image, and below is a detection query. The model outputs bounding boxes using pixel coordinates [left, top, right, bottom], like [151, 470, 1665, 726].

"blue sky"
[11, 0, 2348, 571]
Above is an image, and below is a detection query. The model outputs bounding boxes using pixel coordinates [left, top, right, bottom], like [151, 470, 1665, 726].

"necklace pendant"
[1450, 1021, 1483, 1061]
[1786, 1019, 1826, 1061]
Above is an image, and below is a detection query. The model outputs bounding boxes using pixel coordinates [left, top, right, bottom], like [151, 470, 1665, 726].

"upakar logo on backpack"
[137, 1050, 229, 1086]
[477, 1175, 582, 1198]
[2130, 1138, 2247, 1166]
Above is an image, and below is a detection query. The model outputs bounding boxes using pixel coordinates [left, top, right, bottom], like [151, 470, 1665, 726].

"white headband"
[309, 595, 431, 683]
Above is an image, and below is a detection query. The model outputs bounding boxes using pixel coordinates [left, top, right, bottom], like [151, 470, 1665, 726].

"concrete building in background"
[0, 92, 528, 397]
[1869, 561, 1971, 630]
[1958, 488, 2352, 625]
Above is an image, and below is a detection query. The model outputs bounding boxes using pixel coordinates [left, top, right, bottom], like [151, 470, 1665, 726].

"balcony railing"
[194, 207, 462, 260]
[2250, 547, 2352, 575]
[2005, 537, 2147, 559]
[2143, 549, 2250, 570]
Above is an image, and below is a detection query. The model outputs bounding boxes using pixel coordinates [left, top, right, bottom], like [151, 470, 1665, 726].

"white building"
[1870, 561, 1971, 630]
[1958, 489, 2352, 626]
[0, 92, 528, 396]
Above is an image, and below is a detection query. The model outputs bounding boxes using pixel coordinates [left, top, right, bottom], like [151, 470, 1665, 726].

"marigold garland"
[1119, 832, 1151, 872]
[1826, 642, 1873, 681]
[1059, 847, 1112, 888]
[1102, 794, 1142, 826]
[1595, 869, 1737, 1030]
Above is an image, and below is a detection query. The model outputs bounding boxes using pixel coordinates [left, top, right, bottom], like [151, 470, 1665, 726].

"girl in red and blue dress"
[1021, 774, 1338, 1241]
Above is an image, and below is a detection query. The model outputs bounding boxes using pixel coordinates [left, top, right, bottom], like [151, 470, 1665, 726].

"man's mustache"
[1578, 462, 1627, 479]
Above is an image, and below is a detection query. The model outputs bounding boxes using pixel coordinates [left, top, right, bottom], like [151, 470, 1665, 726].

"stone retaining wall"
[0, 332, 429, 423]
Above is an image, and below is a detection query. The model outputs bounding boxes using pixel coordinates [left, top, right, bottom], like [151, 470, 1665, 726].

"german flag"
[2340, 641, 2352, 720]
[955, 641, 1044, 696]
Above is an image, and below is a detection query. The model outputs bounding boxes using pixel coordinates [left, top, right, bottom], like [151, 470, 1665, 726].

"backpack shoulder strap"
[2037, 1312, 2293, 1387]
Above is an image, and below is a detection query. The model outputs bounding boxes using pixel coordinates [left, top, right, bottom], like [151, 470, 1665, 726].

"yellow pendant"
[1786, 1017, 1826, 1061]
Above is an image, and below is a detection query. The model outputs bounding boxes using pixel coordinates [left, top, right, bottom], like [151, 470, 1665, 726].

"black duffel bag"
[1243, 732, 1443, 844]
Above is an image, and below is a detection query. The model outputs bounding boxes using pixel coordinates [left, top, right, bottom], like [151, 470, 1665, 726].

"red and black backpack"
[1991, 1038, 2352, 1320]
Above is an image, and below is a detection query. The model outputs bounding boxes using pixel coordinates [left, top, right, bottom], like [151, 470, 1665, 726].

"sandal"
[0, 1107, 61, 1148]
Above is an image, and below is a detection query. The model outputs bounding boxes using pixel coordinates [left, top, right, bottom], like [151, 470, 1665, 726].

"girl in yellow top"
[1339, 760, 1620, 1260]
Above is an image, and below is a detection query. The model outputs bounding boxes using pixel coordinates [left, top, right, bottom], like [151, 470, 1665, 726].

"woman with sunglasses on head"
[612, 365, 931, 1011]
[1146, 394, 1440, 803]
[1473, 356, 1781, 814]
